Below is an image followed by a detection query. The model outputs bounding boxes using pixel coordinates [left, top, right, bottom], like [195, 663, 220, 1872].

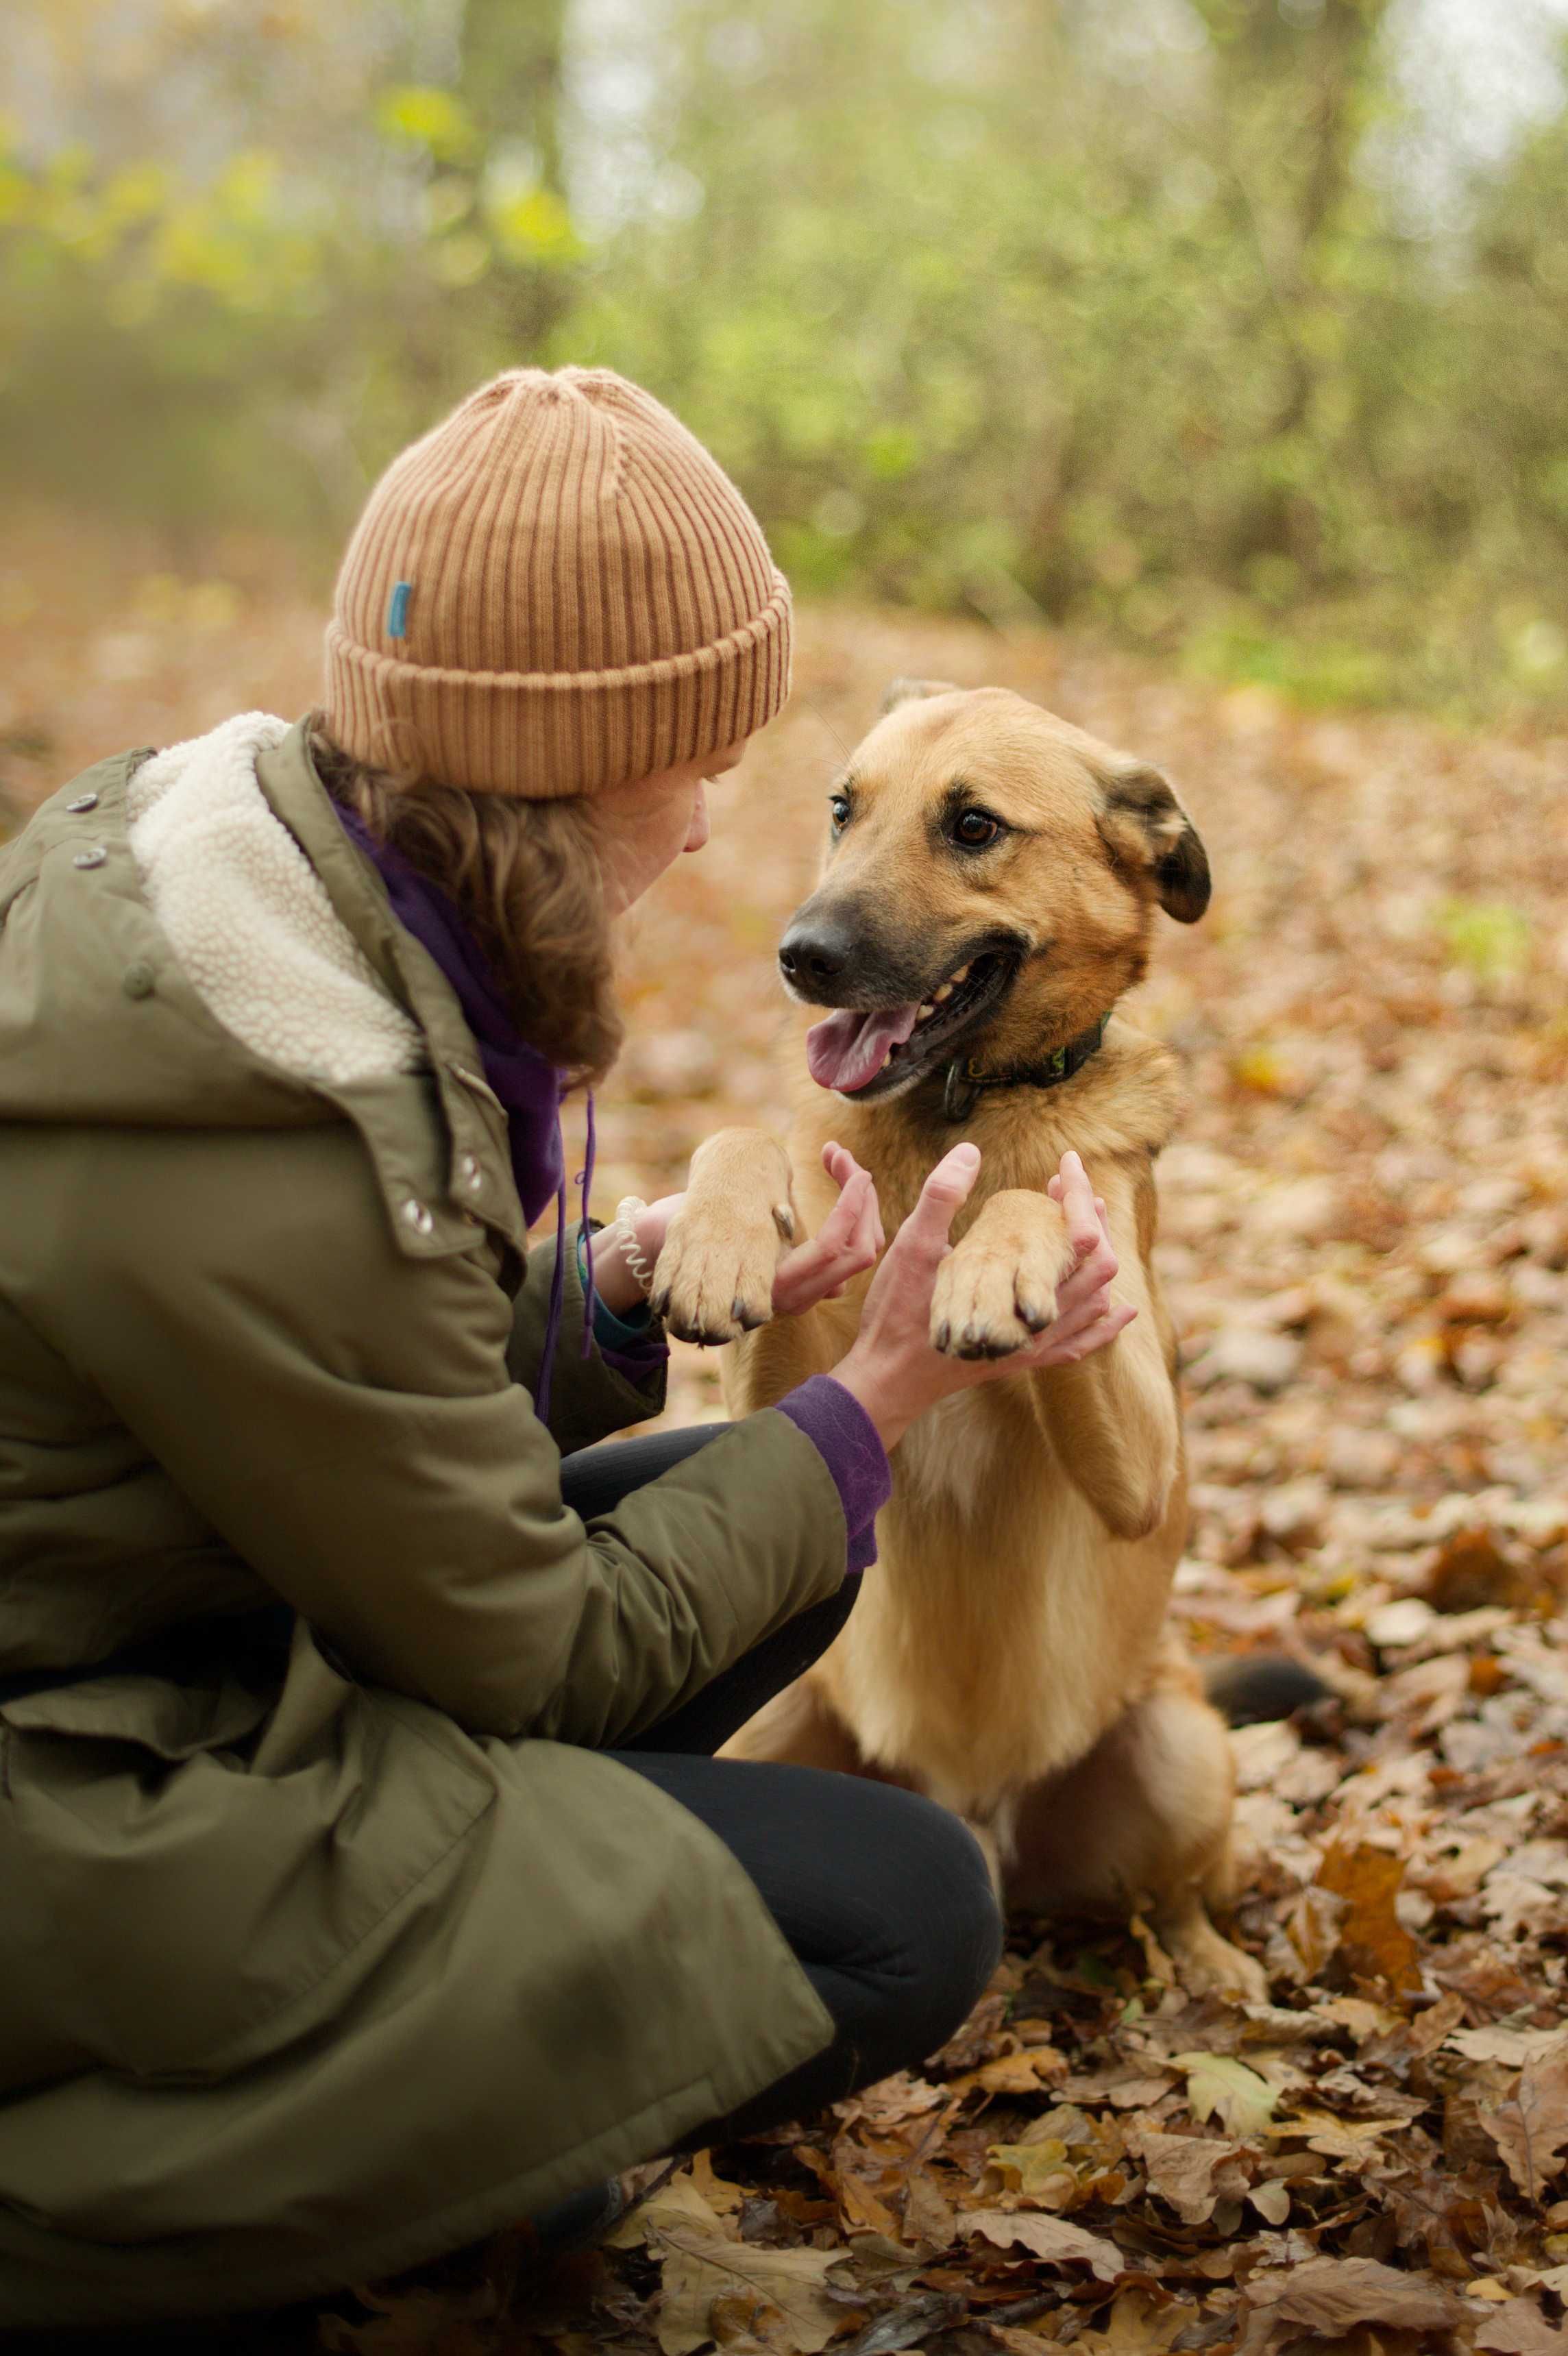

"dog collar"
[940, 1016, 1108, 1125]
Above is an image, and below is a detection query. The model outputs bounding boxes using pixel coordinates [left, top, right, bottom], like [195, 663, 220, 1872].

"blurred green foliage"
[2, 0, 1565, 715]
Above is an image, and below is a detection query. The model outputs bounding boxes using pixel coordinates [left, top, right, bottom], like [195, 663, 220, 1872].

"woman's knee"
[889, 1793, 1005, 2045]
[820, 1782, 1003, 2059]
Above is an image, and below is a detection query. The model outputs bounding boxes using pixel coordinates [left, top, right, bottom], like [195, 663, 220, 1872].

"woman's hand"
[831, 1146, 1134, 1453]
[772, 1142, 884, 1315]
[591, 1142, 885, 1322]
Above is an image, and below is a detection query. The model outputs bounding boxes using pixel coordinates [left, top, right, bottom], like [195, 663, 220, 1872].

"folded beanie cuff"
[324, 571, 792, 797]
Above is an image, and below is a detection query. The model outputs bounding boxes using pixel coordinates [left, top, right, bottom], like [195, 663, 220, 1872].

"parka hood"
[0, 722, 532, 1263]
[0, 746, 330, 1131]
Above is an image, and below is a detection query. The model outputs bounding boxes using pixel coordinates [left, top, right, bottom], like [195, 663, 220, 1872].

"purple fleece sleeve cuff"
[776, 1374, 892, 1573]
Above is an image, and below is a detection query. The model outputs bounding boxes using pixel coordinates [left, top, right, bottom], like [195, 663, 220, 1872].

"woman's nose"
[685, 783, 711, 854]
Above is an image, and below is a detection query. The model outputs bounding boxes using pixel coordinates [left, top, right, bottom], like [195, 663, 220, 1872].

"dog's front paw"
[930, 1189, 1077, 1358]
[649, 1131, 796, 1345]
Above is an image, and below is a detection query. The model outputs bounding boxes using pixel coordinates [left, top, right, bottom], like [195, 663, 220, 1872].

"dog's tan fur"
[662, 684, 1263, 1999]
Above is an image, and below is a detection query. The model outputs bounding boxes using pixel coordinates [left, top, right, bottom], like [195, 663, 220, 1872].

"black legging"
[561, 1425, 1003, 2139]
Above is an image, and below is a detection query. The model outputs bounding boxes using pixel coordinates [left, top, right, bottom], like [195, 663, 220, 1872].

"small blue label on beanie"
[387, 580, 412, 639]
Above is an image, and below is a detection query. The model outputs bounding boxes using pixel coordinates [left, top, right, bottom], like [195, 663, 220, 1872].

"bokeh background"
[5, 0, 1568, 722]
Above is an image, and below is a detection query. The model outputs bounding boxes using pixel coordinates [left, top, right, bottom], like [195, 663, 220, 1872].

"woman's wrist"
[583, 1225, 652, 1317]
[830, 1347, 914, 1455]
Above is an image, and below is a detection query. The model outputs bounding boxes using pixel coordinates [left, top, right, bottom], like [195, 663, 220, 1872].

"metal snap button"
[122, 961, 156, 1000]
[65, 792, 100, 814]
[458, 1152, 483, 1192]
[72, 847, 108, 870]
[402, 1199, 434, 1236]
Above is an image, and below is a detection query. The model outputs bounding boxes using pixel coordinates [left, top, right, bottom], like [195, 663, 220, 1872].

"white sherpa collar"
[125, 711, 421, 1087]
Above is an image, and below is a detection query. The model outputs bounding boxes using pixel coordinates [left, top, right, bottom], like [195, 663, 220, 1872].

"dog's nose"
[779, 920, 856, 992]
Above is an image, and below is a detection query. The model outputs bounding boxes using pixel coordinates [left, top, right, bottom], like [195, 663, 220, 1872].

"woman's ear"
[879, 676, 961, 715]
[1098, 763, 1211, 923]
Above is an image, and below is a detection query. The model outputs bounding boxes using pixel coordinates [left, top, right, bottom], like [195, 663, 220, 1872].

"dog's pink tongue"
[806, 1004, 920, 1093]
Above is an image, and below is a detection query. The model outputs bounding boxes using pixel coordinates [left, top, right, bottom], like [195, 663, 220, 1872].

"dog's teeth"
[933, 981, 953, 1004]
[951, 963, 970, 986]
[918, 1002, 936, 1022]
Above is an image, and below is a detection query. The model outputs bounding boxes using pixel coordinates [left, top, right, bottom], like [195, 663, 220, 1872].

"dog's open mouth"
[805, 949, 1017, 1096]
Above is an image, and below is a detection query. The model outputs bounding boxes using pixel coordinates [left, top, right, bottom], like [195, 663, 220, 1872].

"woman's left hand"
[600, 1142, 884, 1323]
[772, 1142, 884, 1315]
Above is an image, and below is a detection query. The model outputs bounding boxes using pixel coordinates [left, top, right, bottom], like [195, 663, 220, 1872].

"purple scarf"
[335, 807, 597, 1419]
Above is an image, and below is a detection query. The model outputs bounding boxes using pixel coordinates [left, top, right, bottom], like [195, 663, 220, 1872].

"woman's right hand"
[831, 1143, 1132, 1453]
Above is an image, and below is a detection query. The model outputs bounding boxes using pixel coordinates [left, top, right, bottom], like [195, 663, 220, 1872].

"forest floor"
[3, 511, 1567, 2356]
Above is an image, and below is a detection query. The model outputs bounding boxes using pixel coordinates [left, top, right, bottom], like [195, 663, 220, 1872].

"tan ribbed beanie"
[323, 367, 792, 797]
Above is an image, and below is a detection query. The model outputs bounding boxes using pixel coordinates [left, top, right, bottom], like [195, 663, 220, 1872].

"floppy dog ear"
[879, 676, 960, 715]
[1099, 764, 1211, 924]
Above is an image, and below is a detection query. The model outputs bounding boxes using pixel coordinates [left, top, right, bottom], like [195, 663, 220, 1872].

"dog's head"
[782, 681, 1210, 1102]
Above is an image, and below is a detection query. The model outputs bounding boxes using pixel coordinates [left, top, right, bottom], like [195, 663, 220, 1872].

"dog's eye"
[828, 795, 850, 831]
[951, 808, 1002, 850]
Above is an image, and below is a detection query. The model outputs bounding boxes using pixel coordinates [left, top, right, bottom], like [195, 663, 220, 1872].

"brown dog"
[653, 681, 1266, 1999]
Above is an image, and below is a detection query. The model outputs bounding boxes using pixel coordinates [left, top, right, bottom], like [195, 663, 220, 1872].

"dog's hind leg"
[1005, 1645, 1267, 2002]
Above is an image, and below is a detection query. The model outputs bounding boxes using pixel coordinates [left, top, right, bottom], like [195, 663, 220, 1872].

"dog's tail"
[1203, 1652, 1334, 1726]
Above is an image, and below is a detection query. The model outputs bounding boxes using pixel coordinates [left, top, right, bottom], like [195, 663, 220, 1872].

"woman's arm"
[47, 1122, 853, 1744]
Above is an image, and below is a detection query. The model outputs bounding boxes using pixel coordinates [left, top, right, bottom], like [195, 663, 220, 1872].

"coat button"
[402, 1199, 434, 1236]
[66, 792, 100, 814]
[72, 847, 108, 870]
[458, 1151, 483, 1193]
[122, 961, 157, 1000]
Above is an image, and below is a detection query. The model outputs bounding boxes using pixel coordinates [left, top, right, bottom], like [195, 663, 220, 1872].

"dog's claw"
[733, 1297, 768, 1332]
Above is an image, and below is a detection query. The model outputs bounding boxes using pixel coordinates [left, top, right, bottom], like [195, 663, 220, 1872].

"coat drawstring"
[535, 1090, 597, 1427]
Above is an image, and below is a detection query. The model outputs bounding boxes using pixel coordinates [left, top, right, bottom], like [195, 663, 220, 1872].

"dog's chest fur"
[820, 1388, 1175, 1818]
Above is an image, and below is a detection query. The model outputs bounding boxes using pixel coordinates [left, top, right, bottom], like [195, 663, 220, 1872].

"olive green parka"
[0, 721, 844, 2328]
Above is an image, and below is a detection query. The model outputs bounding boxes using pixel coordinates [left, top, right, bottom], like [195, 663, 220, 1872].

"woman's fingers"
[896, 1142, 981, 1266]
[1057, 1229, 1118, 1313]
[1032, 1301, 1137, 1366]
[773, 1157, 885, 1314]
[1057, 1151, 1102, 1263]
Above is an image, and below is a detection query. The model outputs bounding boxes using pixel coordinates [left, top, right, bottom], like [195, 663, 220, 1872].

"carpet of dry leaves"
[3, 511, 1567, 2356]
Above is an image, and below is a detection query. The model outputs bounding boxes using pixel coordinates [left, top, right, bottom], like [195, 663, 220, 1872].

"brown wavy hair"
[306, 717, 622, 1087]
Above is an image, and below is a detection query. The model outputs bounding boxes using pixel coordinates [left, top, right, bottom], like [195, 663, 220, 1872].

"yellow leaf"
[1173, 2052, 1279, 2137]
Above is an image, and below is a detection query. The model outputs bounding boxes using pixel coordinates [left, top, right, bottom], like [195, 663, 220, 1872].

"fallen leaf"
[1173, 2052, 1280, 2137]
[654, 2228, 844, 2356]
[1075, 2285, 1195, 2356]
[1124, 2124, 1253, 2224]
[834, 2072, 947, 2129]
[1454, 2024, 1568, 2067]
[1474, 2299, 1568, 2355]
[1239, 2254, 1456, 2353]
[605, 2171, 732, 2251]
[986, 2137, 1080, 2209]
[961, 2208, 1124, 2281]
[949, 2048, 1068, 2098]
[837, 2172, 901, 2238]
[1277, 2105, 1423, 2159]
[1316, 1841, 1424, 2000]
[1403, 1986, 1467, 2059]
[901, 2167, 957, 2248]
[1481, 2031, 1568, 2200]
